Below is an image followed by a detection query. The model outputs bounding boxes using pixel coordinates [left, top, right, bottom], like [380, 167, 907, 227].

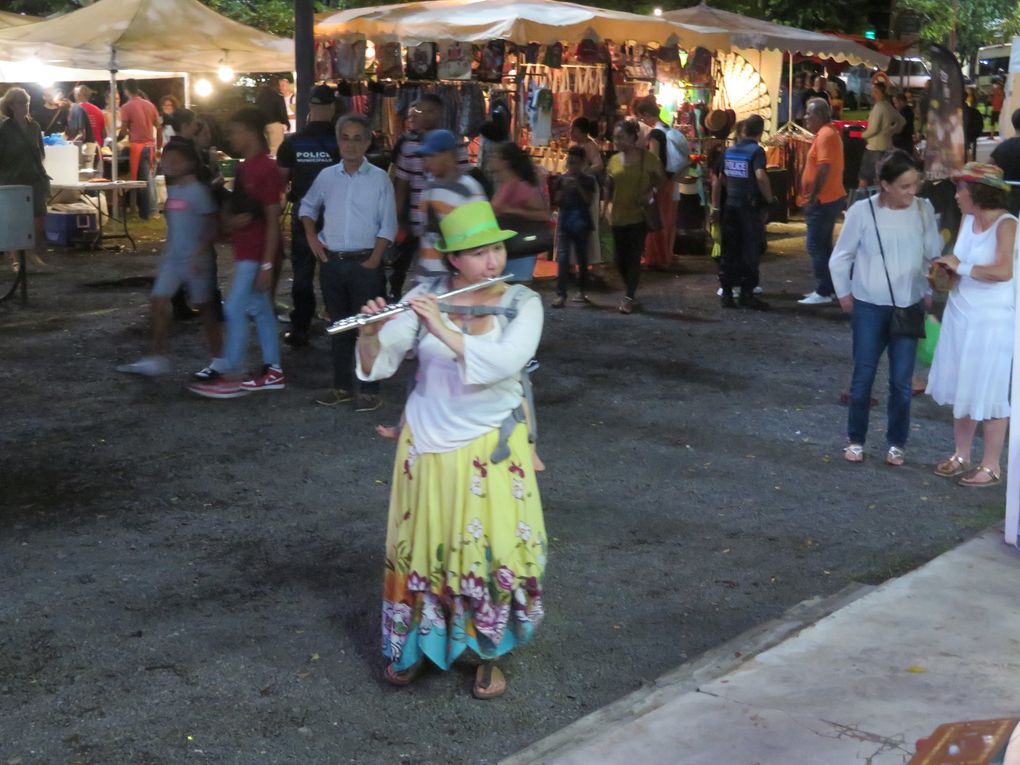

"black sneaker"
[192, 366, 222, 381]
[354, 393, 383, 413]
[283, 329, 309, 348]
[739, 295, 771, 311]
[720, 294, 737, 308]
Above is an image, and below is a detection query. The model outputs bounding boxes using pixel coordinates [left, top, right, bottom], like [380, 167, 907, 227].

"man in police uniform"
[276, 85, 340, 346]
[713, 114, 774, 310]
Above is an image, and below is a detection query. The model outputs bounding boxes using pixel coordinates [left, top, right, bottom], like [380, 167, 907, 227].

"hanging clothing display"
[407, 43, 438, 80]
[335, 39, 366, 81]
[528, 87, 553, 147]
[437, 41, 472, 80]
[478, 41, 505, 83]
[377, 42, 404, 80]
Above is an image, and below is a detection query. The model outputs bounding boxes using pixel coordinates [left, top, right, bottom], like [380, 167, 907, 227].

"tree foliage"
[10, 0, 1019, 58]
[896, 0, 1020, 58]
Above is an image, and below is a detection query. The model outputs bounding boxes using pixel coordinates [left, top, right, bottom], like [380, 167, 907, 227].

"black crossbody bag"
[867, 196, 926, 339]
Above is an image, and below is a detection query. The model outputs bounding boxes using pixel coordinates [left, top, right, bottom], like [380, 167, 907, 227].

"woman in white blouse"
[926, 163, 1017, 487]
[357, 200, 546, 700]
[830, 150, 941, 466]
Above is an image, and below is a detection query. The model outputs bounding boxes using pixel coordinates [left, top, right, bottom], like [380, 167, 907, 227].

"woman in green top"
[604, 119, 665, 314]
[0, 87, 50, 254]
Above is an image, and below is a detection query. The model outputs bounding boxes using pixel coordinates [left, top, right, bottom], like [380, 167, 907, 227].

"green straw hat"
[435, 201, 517, 253]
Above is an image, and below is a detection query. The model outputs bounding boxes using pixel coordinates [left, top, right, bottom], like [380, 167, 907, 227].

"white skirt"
[926, 295, 1014, 420]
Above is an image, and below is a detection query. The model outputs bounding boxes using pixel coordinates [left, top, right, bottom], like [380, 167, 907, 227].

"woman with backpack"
[637, 99, 687, 270]
[356, 200, 547, 700]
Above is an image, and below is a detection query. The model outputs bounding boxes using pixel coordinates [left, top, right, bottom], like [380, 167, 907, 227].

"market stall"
[0, 0, 294, 221]
[315, 0, 731, 158]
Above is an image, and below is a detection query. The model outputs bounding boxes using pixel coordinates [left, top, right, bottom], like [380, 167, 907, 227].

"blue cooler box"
[45, 204, 99, 246]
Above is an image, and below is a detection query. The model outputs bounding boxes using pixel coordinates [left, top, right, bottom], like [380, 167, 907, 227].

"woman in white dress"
[927, 162, 1018, 487]
[830, 150, 941, 466]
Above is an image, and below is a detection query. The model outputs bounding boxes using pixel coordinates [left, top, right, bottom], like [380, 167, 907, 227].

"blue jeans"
[503, 255, 537, 283]
[848, 299, 918, 448]
[224, 260, 281, 373]
[556, 221, 590, 297]
[133, 145, 157, 220]
[805, 198, 844, 297]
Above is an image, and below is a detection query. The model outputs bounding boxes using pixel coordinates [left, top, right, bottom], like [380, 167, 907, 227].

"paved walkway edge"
[501, 581, 875, 765]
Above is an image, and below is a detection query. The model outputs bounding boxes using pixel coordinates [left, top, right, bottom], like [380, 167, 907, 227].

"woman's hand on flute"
[409, 294, 445, 337]
[357, 297, 393, 338]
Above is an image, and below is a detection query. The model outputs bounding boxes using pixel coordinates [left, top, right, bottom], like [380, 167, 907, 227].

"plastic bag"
[916, 315, 941, 366]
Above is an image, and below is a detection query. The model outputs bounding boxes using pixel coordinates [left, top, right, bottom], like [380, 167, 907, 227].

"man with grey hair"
[299, 113, 396, 411]
[798, 97, 846, 305]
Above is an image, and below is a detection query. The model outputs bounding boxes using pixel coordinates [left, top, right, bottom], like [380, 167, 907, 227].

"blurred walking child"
[551, 146, 596, 308]
[117, 141, 222, 377]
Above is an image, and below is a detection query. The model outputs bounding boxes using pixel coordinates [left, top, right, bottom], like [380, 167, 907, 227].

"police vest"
[723, 140, 763, 206]
[287, 127, 340, 202]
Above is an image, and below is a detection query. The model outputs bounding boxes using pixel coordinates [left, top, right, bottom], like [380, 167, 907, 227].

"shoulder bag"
[497, 182, 553, 257]
[867, 196, 925, 338]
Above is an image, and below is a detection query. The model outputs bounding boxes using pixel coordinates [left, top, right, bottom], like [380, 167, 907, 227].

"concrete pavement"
[504, 528, 1020, 765]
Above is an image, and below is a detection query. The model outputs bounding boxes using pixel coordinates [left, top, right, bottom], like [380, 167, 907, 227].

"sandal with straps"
[935, 454, 971, 478]
[843, 444, 865, 463]
[885, 446, 905, 467]
[472, 662, 507, 700]
[958, 465, 1002, 488]
[384, 659, 424, 687]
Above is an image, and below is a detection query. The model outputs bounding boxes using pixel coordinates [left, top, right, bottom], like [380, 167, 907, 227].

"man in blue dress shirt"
[299, 114, 397, 411]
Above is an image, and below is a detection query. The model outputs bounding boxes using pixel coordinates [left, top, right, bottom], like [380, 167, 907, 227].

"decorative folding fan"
[712, 52, 772, 135]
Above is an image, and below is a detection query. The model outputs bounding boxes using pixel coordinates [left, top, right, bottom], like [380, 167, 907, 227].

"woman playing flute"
[357, 201, 547, 699]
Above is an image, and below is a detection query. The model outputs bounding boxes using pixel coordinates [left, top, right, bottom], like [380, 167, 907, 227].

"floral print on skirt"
[382, 422, 547, 671]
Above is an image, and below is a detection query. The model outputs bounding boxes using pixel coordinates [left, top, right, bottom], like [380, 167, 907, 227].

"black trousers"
[718, 203, 765, 293]
[387, 233, 419, 301]
[319, 256, 385, 392]
[289, 216, 317, 332]
[612, 222, 647, 299]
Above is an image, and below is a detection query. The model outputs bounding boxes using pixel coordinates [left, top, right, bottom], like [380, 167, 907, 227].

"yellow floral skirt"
[382, 422, 546, 671]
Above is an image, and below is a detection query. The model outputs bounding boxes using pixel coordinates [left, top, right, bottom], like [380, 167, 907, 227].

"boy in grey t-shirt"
[117, 142, 223, 377]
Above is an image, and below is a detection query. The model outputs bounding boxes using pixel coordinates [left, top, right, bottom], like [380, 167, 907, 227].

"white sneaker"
[716, 287, 743, 297]
[117, 355, 169, 376]
[798, 291, 832, 305]
[753, 286, 764, 295]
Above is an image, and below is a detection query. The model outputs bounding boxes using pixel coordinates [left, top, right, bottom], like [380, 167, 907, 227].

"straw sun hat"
[952, 162, 1009, 191]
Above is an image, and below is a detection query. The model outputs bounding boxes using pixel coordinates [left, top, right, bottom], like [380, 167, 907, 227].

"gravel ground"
[0, 222, 1002, 765]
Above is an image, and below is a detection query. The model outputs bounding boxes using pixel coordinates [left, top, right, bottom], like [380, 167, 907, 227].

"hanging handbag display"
[867, 196, 926, 339]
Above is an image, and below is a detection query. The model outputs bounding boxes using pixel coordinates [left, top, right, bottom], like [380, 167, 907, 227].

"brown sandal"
[935, 455, 971, 478]
[384, 660, 424, 687]
[958, 466, 1002, 488]
[472, 662, 507, 700]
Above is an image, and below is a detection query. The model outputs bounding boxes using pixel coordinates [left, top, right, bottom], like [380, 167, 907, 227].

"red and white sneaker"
[187, 378, 249, 399]
[240, 365, 285, 392]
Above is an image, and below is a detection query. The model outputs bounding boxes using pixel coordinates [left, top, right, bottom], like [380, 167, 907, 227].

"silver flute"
[325, 275, 512, 335]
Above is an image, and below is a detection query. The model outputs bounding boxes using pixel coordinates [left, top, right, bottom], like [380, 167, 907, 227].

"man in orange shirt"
[798, 98, 846, 305]
[117, 79, 162, 220]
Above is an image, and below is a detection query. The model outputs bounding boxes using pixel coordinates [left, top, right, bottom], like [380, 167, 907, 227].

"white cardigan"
[357, 284, 543, 453]
[830, 195, 941, 307]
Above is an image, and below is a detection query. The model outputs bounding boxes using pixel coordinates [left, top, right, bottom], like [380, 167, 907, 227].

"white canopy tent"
[665, 3, 889, 132]
[0, 10, 38, 29]
[316, 0, 732, 52]
[0, 0, 294, 188]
